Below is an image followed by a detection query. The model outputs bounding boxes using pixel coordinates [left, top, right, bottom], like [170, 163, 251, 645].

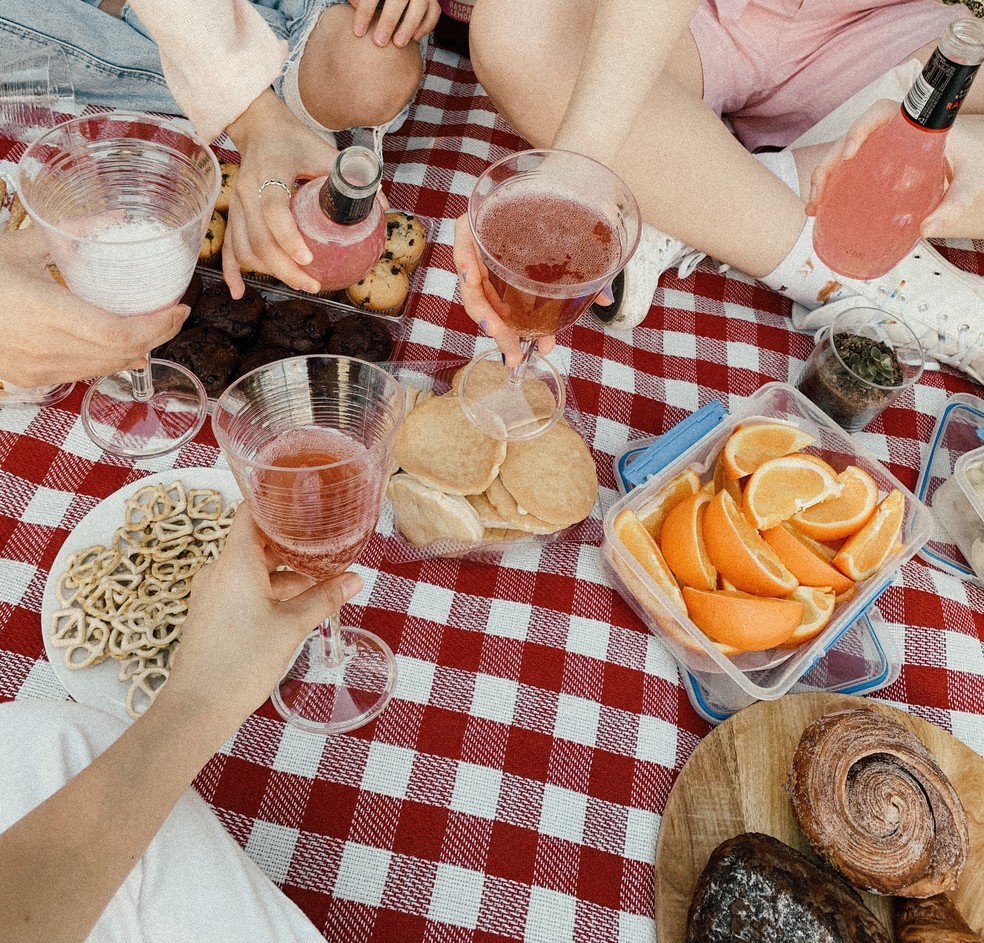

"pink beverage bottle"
[434, 0, 474, 58]
[291, 145, 386, 291]
[813, 18, 984, 280]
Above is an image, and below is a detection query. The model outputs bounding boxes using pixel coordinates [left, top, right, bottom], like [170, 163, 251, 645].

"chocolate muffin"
[326, 314, 393, 362]
[161, 325, 240, 398]
[237, 345, 293, 378]
[191, 282, 265, 346]
[258, 299, 333, 354]
[179, 272, 204, 310]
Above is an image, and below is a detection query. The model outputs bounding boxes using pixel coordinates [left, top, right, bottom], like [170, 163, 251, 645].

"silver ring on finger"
[258, 178, 293, 199]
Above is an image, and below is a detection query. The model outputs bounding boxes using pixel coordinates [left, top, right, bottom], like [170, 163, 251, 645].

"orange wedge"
[711, 454, 743, 502]
[659, 491, 717, 591]
[614, 508, 685, 608]
[832, 489, 906, 581]
[779, 585, 837, 648]
[702, 490, 799, 597]
[682, 586, 803, 652]
[790, 465, 880, 542]
[721, 421, 817, 480]
[741, 454, 844, 530]
[635, 468, 700, 539]
[761, 522, 855, 596]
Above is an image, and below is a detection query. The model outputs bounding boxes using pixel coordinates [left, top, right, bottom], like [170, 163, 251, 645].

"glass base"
[272, 626, 398, 735]
[0, 381, 74, 407]
[81, 359, 208, 458]
[457, 348, 565, 441]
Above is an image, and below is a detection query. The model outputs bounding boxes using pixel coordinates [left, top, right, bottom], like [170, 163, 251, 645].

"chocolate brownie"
[325, 314, 393, 362]
[236, 345, 293, 378]
[161, 326, 240, 399]
[258, 299, 333, 354]
[190, 282, 265, 346]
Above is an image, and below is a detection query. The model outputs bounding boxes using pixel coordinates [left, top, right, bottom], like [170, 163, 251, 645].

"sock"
[760, 216, 852, 311]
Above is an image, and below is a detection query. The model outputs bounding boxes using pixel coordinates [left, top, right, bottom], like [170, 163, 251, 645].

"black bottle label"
[903, 48, 981, 130]
[319, 183, 375, 226]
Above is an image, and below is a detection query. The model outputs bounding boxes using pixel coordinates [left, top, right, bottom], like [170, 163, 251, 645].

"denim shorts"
[0, 0, 422, 142]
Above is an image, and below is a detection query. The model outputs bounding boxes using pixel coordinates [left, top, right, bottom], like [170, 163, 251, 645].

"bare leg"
[297, 5, 423, 130]
[470, 0, 806, 278]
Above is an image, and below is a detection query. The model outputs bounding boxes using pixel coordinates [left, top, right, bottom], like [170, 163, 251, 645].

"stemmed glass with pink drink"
[213, 355, 405, 735]
[458, 149, 641, 441]
[18, 112, 219, 457]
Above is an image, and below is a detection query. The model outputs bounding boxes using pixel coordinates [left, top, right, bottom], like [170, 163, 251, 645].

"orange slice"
[790, 465, 880, 542]
[741, 453, 844, 530]
[761, 522, 855, 596]
[711, 454, 742, 502]
[832, 489, 906, 581]
[659, 491, 717, 591]
[681, 586, 803, 652]
[613, 508, 685, 608]
[721, 421, 816, 480]
[778, 585, 837, 648]
[702, 490, 799, 597]
[635, 468, 700, 539]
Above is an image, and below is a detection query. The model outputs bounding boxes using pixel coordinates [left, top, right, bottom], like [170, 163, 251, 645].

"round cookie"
[214, 162, 239, 213]
[198, 209, 226, 264]
[345, 260, 409, 317]
[162, 326, 239, 399]
[326, 314, 393, 362]
[452, 359, 555, 431]
[191, 282, 265, 346]
[498, 423, 598, 529]
[258, 299, 333, 354]
[382, 210, 427, 272]
[393, 394, 506, 496]
[387, 474, 484, 548]
[483, 478, 558, 534]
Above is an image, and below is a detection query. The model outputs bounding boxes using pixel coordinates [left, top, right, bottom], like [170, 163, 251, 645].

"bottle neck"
[902, 19, 984, 131]
[318, 146, 382, 225]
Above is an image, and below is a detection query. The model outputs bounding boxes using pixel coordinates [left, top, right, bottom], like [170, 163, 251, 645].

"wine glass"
[18, 112, 220, 458]
[212, 355, 405, 735]
[458, 148, 641, 440]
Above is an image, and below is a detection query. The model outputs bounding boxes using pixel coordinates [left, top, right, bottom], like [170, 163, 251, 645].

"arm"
[0, 509, 361, 943]
[0, 228, 189, 387]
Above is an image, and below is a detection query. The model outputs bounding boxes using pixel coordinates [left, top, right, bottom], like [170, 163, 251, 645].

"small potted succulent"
[796, 307, 925, 434]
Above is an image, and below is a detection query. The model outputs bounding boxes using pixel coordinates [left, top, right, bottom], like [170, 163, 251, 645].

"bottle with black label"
[813, 18, 984, 279]
[291, 146, 386, 291]
[434, 0, 474, 59]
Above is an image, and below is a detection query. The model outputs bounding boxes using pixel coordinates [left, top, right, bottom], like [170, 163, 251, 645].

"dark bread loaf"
[686, 832, 890, 943]
[896, 895, 982, 943]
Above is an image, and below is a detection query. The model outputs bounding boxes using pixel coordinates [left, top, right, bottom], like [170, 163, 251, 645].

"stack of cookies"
[387, 364, 599, 553]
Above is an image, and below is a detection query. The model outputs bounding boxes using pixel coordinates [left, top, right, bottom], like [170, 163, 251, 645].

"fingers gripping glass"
[458, 149, 641, 441]
[18, 112, 220, 457]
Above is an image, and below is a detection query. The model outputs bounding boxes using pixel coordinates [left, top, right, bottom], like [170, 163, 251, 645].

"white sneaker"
[593, 223, 705, 331]
[791, 240, 984, 384]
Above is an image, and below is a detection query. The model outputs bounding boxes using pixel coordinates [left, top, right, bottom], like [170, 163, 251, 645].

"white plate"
[41, 468, 241, 723]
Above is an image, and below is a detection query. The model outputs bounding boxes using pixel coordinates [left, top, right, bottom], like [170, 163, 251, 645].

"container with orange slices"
[602, 383, 932, 719]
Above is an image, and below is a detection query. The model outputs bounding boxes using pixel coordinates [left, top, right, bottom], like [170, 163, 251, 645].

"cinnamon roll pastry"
[787, 708, 968, 897]
[896, 895, 982, 943]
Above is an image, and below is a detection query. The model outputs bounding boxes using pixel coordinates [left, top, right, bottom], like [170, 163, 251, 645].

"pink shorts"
[691, 0, 972, 151]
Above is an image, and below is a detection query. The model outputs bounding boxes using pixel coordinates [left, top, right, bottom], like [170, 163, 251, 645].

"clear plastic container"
[601, 382, 933, 713]
[914, 391, 984, 584]
[933, 444, 984, 582]
[378, 359, 602, 563]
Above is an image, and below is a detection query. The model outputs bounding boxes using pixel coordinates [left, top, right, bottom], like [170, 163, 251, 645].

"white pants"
[0, 700, 324, 943]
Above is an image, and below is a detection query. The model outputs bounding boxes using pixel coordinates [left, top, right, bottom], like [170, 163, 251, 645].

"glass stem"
[319, 610, 347, 669]
[129, 354, 154, 402]
[508, 336, 537, 388]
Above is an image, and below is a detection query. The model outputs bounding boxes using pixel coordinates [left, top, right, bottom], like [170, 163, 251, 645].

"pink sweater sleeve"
[128, 0, 288, 143]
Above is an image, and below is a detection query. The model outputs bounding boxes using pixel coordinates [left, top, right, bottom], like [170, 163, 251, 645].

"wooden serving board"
[654, 692, 984, 942]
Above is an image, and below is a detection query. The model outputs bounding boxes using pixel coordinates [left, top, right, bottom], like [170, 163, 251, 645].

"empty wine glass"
[18, 112, 220, 457]
[213, 355, 405, 735]
[458, 149, 641, 440]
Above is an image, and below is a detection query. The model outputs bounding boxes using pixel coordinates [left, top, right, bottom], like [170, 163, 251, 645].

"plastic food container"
[601, 382, 932, 717]
[932, 444, 984, 582]
[377, 359, 603, 563]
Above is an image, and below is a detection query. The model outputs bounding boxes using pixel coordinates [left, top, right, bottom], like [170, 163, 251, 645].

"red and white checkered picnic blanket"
[2, 43, 984, 943]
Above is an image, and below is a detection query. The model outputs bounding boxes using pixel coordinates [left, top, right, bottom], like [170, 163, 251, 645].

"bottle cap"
[319, 146, 382, 225]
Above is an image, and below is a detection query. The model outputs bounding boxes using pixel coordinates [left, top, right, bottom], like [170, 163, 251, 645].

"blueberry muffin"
[258, 299, 333, 354]
[344, 261, 410, 317]
[161, 326, 240, 398]
[191, 282, 265, 346]
[214, 162, 239, 214]
[382, 210, 427, 273]
[326, 314, 393, 362]
[198, 209, 226, 264]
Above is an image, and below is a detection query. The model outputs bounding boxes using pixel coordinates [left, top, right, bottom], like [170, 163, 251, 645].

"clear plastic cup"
[0, 49, 75, 144]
